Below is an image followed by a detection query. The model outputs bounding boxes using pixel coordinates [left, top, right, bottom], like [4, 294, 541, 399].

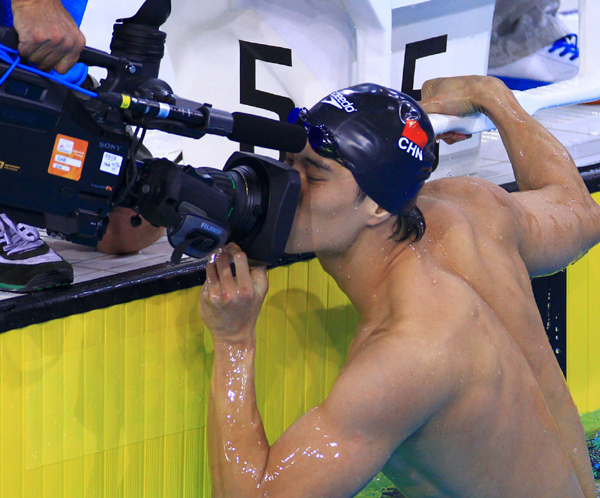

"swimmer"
[200, 75, 600, 498]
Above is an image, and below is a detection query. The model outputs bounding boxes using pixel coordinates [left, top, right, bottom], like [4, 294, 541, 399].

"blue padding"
[51, 62, 88, 86]
[493, 76, 552, 91]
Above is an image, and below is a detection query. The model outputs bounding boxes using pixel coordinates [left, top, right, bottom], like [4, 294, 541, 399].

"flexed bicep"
[256, 334, 455, 498]
[511, 188, 600, 277]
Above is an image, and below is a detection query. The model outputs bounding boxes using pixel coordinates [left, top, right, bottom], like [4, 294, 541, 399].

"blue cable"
[0, 49, 20, 86]
[0, 41, 97, 98]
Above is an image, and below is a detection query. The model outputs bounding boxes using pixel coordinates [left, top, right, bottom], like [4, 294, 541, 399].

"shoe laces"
[0, 213, 44, 256]
[548, 34, 579, 61]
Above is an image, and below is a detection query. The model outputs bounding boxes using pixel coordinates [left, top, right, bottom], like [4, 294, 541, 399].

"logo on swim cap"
[398, 120, 428, 161]
[321, 91, 358, 113]
[399, 99, 422, 124]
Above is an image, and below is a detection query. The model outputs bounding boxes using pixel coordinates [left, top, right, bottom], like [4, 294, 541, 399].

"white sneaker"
[488, 34, 579, 90]
[0, 213, 73, 292]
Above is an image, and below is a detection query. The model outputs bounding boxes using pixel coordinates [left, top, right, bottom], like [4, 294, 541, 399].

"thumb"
[251, 266, 269, 297]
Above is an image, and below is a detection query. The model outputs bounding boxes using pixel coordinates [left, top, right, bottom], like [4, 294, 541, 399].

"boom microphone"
[97, 92, 307, 152]
[229, 112, 307, 152]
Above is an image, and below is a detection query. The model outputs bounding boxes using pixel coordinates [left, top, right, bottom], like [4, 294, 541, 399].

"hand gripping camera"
[0, 0, 306, 264]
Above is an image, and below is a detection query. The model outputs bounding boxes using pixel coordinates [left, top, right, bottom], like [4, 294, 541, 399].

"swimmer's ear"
[366, 203, 393, 227]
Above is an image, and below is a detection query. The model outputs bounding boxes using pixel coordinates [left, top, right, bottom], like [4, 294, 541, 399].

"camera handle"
[166, 202, 229, 263]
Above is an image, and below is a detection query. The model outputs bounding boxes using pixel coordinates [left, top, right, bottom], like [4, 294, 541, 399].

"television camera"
[0, 0, 306, 265]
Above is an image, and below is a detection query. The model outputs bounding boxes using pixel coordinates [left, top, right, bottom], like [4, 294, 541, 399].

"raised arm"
[201, 244, 451, 498]
[421, 76, 600, 277]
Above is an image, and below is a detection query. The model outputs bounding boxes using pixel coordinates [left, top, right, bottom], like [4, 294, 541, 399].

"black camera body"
[0, 54, 131, 244]
[0, 0, 304, 264]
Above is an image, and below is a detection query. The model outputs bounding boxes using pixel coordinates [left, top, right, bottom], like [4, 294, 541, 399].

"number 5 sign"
[163, 0, 496, 174]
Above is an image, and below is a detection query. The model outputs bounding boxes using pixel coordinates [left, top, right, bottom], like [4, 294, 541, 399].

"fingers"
[436, 132, 472, 145]
[250, 266, 269, 298]
[203, 253, 220, 293]
[51, 41, 85, 74]
[224, 244, 269, 298]
[420, 78, 441, 101]
[202, 244, 268, 298]
[22, 30, 86, 73]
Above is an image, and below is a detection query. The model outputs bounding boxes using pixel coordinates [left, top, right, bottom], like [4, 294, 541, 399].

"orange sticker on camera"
[48, 134, 89, 181]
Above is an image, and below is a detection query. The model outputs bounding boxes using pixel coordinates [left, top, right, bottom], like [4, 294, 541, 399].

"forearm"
[208, 338, 269, 498]
[474, 79, 588, 195]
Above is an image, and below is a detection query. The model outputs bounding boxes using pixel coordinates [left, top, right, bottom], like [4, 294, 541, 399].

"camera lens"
[197, 166, 267, 243]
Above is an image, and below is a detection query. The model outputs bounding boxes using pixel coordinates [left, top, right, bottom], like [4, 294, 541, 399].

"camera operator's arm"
[11, 0, 85, 74]
[96, 207, 166, 255]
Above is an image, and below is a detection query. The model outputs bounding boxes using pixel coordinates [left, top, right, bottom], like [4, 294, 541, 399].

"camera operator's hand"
[11, 0, 86, 74]
[200, 244, 268, 344]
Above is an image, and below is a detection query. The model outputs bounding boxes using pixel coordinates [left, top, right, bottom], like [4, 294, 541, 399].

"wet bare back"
[376, 177, 591, 497]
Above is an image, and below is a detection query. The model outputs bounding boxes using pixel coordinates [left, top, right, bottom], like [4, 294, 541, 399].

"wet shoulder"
[417, 176, 522, 275]
[419, 176, 515, 227]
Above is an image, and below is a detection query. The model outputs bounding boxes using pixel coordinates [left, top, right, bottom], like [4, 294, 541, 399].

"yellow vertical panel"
[182, 428, 203, 498]
[144, 329, 166, 440]
[125, 298, 147, 339]
[586, 244, 600, 410]
[184, 324, 210, 432]
[164, 432, 184, 498]
[63, 348, 85, 461]
[64, 312, 86, 352]
[85, 308, 106, 348]
[84, 451, 104, 498]
[0, 328, 24, 497]
[254, 275, 269, 417]
[105, 305, 127, 350]
[567, 240, 590, 412]
[84, 343, 105, 457]
[164, 324, 186, 436]
[105, 446, 125, 498]
[168, 287, 201, 330]
[146, 293, 169, 335]
[24, 356, 44, 470]
[283, 262, 309, 430]
[64, 457, 85, 496]
[42, 319, 66, 467]
[144, 437, 164, 498]
[42, 352, 64, 466]
[261, 265, 289, 442]
[42, 459, 63, 498]
[202, 431, 212, 498]
[124, 333, 145, 446]
[23, 324, 43, 362]
[104, 339, 125, 451]
[42, 317, 64, 357]
[304, 259, 331, 410]
[567, 190, 600, 414]
[24, 466, 43, 498]
[124, 441, 144, 498]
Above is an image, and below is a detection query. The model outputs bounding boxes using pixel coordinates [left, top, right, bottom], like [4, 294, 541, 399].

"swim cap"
[293, 83, 436, 215]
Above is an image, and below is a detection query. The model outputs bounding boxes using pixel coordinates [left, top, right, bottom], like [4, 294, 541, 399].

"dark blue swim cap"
[300, 83, 436, 215]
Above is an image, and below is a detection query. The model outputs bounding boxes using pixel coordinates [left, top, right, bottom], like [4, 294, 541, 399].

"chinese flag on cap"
[402, 120, 428, 149]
